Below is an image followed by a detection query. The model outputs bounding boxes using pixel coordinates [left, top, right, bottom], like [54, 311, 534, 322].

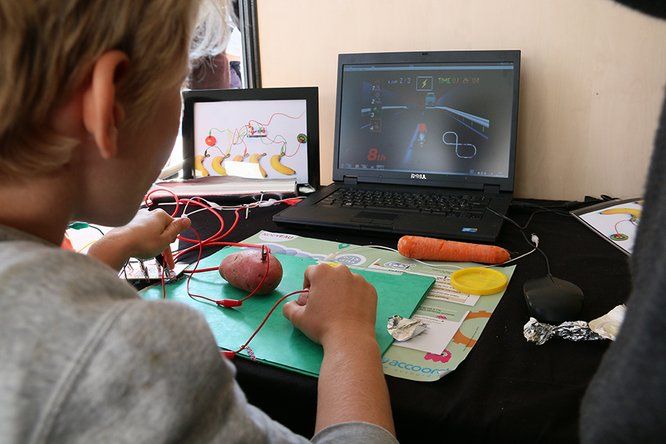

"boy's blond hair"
[0, 0, 229, 179]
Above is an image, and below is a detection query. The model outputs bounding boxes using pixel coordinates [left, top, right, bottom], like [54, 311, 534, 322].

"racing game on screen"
[338, 62, 515, 178]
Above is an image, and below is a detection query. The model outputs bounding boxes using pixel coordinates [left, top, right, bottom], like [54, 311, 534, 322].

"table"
[181, 199, 631, 443]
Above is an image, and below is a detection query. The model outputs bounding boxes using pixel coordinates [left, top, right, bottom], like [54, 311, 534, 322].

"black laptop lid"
[333, 50, 520, 192]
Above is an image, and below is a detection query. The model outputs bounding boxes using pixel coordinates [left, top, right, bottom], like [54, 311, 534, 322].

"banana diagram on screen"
[600, 207, 641, 241]
[195, 111, 306, 178]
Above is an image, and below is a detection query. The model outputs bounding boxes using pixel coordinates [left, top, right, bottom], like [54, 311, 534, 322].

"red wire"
[144, 189, 234, 260]
[614, 217, 630, 235]
[180, 228, 272, 307]
[145, 189, 298, 305]
[144, 188, 308, 360]
[229, 289, 309, 357]
[174, 198, 226, 245]
[181, 241, 271, 271]
[144, 187, 181, 216]
[173, 206, 240, 260]
[143, 190, 300, 269]
[181, 225, 299, 359]
[248, 111, 303, 128]
[185, 226, 220, 305]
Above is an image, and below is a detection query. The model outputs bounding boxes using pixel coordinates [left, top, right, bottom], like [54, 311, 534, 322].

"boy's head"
[0, 0, 228, 226]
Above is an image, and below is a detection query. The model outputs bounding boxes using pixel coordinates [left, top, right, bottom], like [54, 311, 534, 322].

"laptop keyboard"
[318, 188, 490, 219]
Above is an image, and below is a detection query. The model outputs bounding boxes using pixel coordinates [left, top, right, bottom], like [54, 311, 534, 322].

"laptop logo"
[411, 173, 427, 180]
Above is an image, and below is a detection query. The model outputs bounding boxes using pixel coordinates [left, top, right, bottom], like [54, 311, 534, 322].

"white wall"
[257, 0, 666, 200]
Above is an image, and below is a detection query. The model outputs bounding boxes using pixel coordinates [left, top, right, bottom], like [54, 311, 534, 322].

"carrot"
[397, 235, 510, 265]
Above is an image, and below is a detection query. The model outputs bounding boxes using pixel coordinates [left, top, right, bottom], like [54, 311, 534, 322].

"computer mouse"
[523, 276, 584, 324]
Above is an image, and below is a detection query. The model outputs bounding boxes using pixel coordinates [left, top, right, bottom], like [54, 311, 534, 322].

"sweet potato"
[218, 249, 283, 294]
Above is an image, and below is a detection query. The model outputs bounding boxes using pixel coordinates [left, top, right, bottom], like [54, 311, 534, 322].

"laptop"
[274, 50, 520, 242]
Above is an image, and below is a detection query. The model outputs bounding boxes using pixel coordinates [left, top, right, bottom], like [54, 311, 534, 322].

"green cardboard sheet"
[140, 247, 434, 377]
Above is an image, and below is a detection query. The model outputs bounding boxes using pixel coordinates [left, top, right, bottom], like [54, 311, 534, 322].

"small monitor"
[182, 87, 319, 188]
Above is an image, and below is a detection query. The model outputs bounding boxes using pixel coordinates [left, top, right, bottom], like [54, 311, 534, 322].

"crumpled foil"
[589, 305, 626, 340]
[523, 317, 605, 345]
[387, 315, 428, 341]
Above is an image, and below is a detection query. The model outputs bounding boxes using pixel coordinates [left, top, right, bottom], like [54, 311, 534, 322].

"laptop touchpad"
[352, 211, 398, 225]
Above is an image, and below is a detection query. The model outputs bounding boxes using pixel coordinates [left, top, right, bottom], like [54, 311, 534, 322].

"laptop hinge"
[483, 184, 501, 194]
[343, 175, 358, 185]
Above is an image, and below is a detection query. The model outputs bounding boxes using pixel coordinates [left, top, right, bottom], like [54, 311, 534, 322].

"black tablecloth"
[179, 200, 631, 443]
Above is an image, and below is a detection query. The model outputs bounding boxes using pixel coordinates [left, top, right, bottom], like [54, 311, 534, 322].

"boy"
[0, 1, 396, 442]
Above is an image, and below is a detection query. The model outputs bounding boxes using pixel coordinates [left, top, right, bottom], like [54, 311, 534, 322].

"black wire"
[118, 259, 130, 281]
[89, 224, 106, 237]
[516, 209, 570, 231]
[487, 207, 553, 277]
[511, 201, 571, 210]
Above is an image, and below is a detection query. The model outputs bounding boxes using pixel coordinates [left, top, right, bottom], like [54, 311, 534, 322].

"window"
[160, 0, 261, 179]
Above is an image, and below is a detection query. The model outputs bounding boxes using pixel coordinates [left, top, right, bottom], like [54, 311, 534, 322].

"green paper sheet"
[140, 247, 434, 377]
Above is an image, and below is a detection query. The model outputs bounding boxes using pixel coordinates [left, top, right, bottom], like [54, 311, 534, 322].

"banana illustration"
[249, 153, 268, 178]
[600, 208, 641, 220]
[211, 154, 229, 176]
[194, 154, 209, 177]
[270, 153, 296, 176]
[232, 154, 246, 162]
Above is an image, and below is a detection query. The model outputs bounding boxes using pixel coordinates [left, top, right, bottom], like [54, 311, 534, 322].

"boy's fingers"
[296, 292, 309, 306]
[283, 300, 305, 326]
[149, 208, 173, 225]
[177, 216, 192, 230]
[162, 217, 191, 242]
[303, 265, 315, 290]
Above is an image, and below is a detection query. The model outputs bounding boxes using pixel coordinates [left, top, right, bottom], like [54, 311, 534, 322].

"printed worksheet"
[396, 310, 469, 354]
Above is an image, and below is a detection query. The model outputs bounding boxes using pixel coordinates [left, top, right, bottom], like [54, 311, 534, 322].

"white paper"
[425, 274, 480, 306]
[65, 224, 112, 253]
[152, 176, 296, 197]
[223, 160, 266, 179]
[396, 312, 468, 354]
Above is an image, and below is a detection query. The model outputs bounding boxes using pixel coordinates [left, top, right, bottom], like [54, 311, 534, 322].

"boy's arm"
[87, 209, 190, 271]
[283, 264, 397, 438]
[316, 332, 394, 436]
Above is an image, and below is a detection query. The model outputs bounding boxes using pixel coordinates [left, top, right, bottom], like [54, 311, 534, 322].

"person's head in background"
[0, 0, 229, 240]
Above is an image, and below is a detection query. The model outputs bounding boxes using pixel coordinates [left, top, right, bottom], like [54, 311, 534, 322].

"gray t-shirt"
[0, 225, 397, 444]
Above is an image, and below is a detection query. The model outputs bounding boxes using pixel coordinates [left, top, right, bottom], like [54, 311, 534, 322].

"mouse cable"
[511, 195, 618, 216]
[510, 200, 577, 211]
[326, 243, 539, 272]
[487, 207, 553, 277]
[324, 244, 463, 270]
[504, 204, 572, 231]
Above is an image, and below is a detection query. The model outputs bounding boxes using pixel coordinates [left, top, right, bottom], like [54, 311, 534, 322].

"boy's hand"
[282, 263, 378, 348]
[87, 209, 191, 271]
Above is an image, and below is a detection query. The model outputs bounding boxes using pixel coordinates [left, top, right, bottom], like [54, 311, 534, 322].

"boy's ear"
[82, 50, 129, 159]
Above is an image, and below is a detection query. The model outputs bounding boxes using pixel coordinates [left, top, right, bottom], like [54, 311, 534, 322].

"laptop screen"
[337, 61, 516, 180]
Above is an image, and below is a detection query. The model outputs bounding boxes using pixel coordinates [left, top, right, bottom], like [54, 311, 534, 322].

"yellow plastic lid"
[450, 267, 508, 296]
